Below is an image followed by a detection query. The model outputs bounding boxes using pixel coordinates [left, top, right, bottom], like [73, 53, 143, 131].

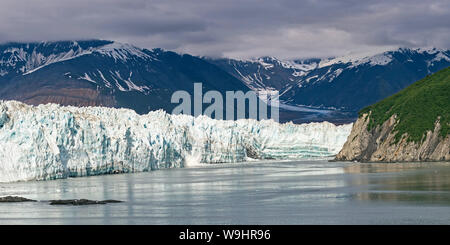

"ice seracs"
[0, 100, 352, 183]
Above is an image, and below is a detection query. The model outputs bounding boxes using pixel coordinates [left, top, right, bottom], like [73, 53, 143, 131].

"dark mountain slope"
[0, 41, 250, 114]
[211, 48, 450, 111]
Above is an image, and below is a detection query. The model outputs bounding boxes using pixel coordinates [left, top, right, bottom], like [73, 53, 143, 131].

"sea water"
[1, 160, 450, 224]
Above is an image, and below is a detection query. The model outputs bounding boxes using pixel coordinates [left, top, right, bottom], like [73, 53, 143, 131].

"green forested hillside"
[359, 66, 450, 143]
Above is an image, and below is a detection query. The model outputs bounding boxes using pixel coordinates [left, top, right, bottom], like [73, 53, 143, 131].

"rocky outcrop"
[335, 113, 450, 162]
[49, 199, 123, 205]
[0, 196, 37, 202]
[0, 196, 122, 205]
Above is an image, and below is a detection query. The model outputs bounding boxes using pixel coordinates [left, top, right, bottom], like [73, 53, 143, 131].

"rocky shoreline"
[335, 113, 450, 162]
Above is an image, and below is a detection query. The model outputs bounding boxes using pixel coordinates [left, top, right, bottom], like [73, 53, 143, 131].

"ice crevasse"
[0, 100, 352, 182]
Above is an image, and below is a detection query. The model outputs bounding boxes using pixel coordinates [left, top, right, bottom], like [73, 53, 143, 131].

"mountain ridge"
[1, 39, 449, 124]
[209, 47, 450, 111]
[0, 40, 251, 116]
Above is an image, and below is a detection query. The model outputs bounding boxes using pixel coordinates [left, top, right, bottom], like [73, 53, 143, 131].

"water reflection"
[1, 161, 450, 224]
[344, 162, 450, 205]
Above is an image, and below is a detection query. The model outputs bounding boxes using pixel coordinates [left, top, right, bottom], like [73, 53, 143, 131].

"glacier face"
[0, 100, 352, 182]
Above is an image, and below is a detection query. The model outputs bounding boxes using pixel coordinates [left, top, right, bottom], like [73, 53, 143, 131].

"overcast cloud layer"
[1, 0, 449, 59]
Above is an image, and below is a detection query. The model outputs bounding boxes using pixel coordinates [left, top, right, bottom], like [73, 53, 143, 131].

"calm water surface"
[1, 160, 450, 224]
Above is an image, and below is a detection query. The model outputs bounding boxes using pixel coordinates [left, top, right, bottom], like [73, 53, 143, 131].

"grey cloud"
[0, 0, 449, 59]
[93, 17, 207, 36]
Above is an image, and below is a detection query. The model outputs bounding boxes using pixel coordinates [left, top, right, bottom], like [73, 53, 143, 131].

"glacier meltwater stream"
[0, 100, 351, 182]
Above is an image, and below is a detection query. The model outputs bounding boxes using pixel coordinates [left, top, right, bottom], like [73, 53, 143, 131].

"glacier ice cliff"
[0, 100, 352, 182]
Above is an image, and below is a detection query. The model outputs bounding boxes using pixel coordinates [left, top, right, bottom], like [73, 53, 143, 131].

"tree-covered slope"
[360, 67, 450, 142]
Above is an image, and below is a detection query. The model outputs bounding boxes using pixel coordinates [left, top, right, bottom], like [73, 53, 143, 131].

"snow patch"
[79, 73, 97, 84]
[95, 42, 154, 62]
[319, 50, 394, 68]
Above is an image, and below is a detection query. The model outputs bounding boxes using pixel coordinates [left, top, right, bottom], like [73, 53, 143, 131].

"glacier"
[0, 100, 352, 182]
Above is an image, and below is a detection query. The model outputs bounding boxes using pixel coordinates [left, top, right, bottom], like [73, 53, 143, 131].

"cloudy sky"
[1, 0, 449, 59]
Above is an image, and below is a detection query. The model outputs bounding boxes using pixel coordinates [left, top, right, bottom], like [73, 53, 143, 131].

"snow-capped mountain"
[211, 48, 450, 111]
[0, 100, 352, 182]
[0, 40, 108, 77]
[0, 40, 449, 123]
[0, 40, 250, 115]
[285, 47, 450, 111]
[206, 56, 320, 92]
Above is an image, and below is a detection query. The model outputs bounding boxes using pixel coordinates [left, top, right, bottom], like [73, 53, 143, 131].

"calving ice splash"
[0, 100, 352, 182]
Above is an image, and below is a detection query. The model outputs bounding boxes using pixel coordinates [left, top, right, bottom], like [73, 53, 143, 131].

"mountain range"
[0, 40, 249, 116]
[1, 40, 449, 123]
[210, 47, 450, 111]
